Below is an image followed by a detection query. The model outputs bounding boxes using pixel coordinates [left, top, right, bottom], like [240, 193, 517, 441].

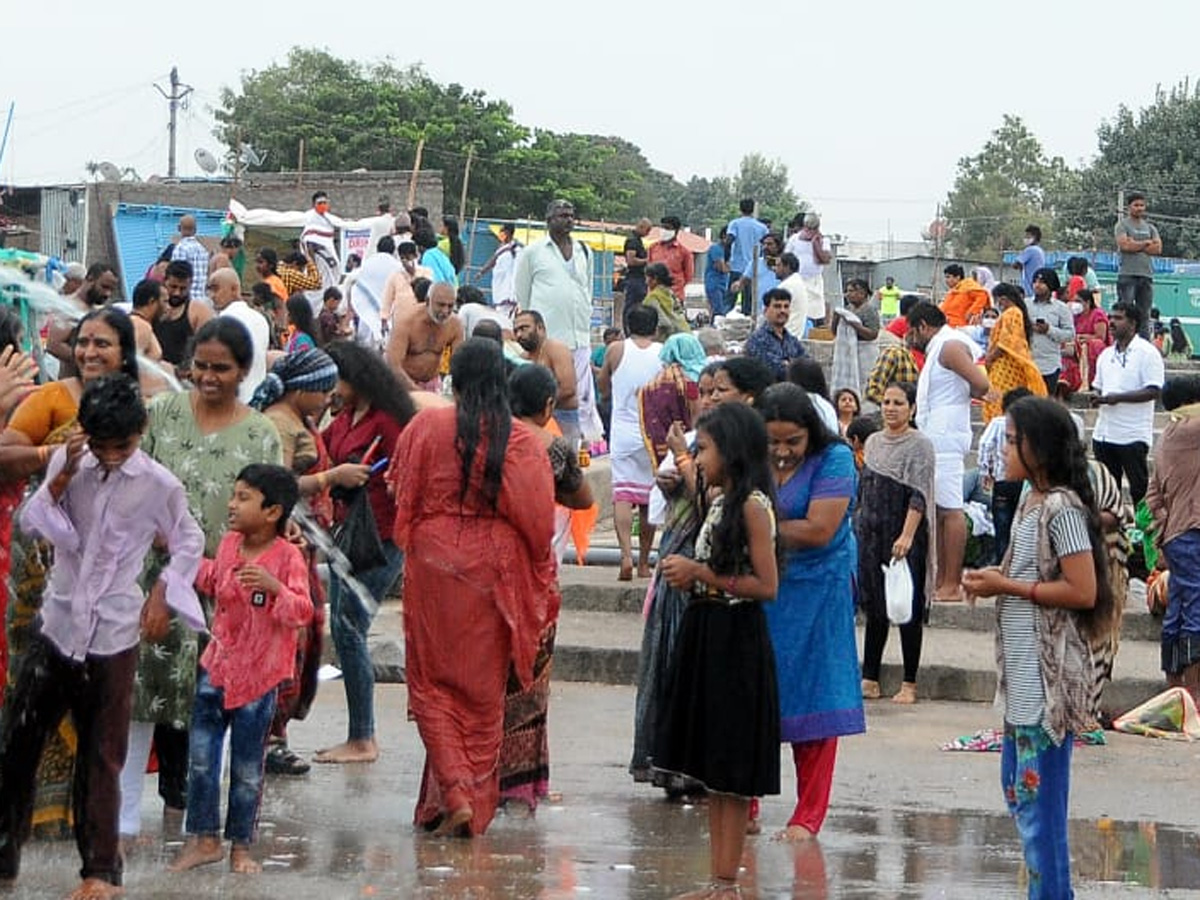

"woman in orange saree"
[983, 284, 1047, 422]
[391, 339, 559, 837]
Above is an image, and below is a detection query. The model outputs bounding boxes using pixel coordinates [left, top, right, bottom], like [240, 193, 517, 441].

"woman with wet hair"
[391, 338, 558, 836]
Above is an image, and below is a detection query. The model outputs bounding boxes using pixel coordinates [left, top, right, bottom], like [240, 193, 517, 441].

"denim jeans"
[1162, 531, 1200, 673]
[1117, 275, 1154, 339]
[992, 480, 1024, 565]
[329, 540, 403, 741]
[185, 670, 276, 844]
[1001, 724, 1074, 899]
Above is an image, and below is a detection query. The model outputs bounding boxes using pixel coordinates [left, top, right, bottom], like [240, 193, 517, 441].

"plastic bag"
[333, 487, 386, 573]
[1112, 687, 1200, 741]
[883, 557, 913, 625]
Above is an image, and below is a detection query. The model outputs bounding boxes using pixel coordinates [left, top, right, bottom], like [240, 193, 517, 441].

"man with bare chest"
[513, 309, 580, 445]
[386, 281, 463, 391]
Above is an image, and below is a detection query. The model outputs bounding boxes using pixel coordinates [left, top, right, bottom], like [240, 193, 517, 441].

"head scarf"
[660, 333, 706, 382]
[972, 266, 997, 293]
[249, 347, 338, 410]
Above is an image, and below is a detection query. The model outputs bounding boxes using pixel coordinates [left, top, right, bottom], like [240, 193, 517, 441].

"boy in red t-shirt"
[169, 464, 311, 875]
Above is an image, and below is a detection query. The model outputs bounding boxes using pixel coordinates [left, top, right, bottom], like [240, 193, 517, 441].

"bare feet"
[774, 824, 817, 843]
[229, 845, 261, 874]
[934, 586, 964, 603]
[432, 805, 473, 837]
[314, 737, 379, 764]
[636, 564, 653, 579]
[118, 833, 156, 857]
[861, 679, 881, 700]
[168, 835, 224, 871]
[892, 682, 918, 704]
[67, 878, 124, 900]
[618, 558, 633, 581]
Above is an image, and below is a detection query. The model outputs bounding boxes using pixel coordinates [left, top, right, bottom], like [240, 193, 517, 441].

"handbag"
[883, 557, 914, 625]
[332, 487, 387, 573]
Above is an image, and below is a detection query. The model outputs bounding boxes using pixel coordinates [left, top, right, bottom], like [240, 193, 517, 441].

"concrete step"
[549, 605, 1167, 715]
[556, 565, 1163, 642]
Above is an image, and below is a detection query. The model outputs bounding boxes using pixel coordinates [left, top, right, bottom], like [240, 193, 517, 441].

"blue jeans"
[185, 670, 276, 844]
[992, 480, 1023, 565]
[1001, 724, 1074, 899]
[1162, 531, 1200, 673]
[329, 540, 403, 741]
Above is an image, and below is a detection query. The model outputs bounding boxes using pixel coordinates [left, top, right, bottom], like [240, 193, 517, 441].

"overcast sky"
[3, 0, 1198, 243]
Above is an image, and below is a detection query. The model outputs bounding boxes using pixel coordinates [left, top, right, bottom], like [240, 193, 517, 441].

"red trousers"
[787, 737, 838, 834]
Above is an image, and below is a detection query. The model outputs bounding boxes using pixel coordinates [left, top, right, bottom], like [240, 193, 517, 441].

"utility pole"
[154, 67, 193, 178]
[458, 145, 475, 224]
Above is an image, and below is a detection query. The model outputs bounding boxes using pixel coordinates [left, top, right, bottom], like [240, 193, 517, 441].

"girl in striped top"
[962, 396, 1112, 900]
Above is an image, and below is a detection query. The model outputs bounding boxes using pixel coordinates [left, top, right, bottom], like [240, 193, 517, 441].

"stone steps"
[544, 566, 1168, 715]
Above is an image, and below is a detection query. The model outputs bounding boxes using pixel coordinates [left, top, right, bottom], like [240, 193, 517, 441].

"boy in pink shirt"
[169, 464, 312, 875]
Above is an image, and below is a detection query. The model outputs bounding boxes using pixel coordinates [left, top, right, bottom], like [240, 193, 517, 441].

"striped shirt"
[172, 236, 210, 301]
[998, 501, 1091, 727]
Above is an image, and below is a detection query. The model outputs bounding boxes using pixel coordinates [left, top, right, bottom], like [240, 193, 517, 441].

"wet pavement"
[4, 684, 1200, 898]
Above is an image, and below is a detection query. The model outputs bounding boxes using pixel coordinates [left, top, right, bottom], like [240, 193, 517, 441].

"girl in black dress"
[656, 402, 781, 900]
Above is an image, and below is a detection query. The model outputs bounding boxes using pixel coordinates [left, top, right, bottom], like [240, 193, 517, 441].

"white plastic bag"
[883, 558, 914, 625]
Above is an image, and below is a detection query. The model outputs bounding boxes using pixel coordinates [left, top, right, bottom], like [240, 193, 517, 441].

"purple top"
[19, 446, 205, 661]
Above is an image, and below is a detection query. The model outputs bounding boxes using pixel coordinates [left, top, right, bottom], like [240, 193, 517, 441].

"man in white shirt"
[776, 252, 809, 338]
[514, 199, 599, 437]
[347, 235, 402, 344]
[207, 268, 269, 404]
[1091, 301, 1164, 503]
[479, 222, 522, 320]
[909, 302, 994, 602]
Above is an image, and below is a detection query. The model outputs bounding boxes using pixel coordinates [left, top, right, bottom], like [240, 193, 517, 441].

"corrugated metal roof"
[40, 187, 88, 261]
[111, 203, 224, 298]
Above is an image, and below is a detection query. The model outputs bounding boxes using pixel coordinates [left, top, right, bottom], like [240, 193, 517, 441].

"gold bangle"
[316, 471, 328, 489]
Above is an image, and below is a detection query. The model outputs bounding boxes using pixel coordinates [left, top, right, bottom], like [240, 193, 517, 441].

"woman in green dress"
[118, 317, 282, 838]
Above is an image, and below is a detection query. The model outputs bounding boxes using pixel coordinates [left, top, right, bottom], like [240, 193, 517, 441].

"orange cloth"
[939, 277, 991, 328]
[392, 409, 559, 835]
[545, 418, 598, 563]
[983, 306, 1047, 421]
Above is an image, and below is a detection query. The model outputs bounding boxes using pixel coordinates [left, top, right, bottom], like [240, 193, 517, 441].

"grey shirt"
[1115, 215, 1160, 278]
[1028, 296, 1075, 375]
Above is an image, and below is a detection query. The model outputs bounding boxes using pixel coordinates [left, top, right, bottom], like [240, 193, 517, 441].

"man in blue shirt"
[730, 232, 782, 317]
[744, 287, 805, 380]
[725, 198, 768, 313]
[705, 226, 730, 316]
[1013, 224, 1045, 299]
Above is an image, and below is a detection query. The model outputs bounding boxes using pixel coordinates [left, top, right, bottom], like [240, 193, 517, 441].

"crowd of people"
[0, 187, 1195, 900]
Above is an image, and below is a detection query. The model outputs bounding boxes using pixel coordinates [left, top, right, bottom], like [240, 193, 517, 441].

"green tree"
[732, 153, 800, 228]
[1063, 80, 1200, 257]
[942, 115, 1075, 256]
[215, 48, 529, 213]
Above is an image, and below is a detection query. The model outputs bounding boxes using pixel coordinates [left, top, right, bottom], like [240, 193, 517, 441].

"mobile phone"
[369, 457, 389, 476]
[1036, 318, 1046, 325]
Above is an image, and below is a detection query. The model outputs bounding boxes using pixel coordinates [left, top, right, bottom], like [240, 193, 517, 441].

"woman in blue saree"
[757, 383, 865, 841]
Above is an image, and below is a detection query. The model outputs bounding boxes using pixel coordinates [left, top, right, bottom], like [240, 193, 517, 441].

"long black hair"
[443, 215, 465, 273]
[1006, 396, 1113, 639]
[286, 293, 321, 346]
[993, 282, 1032, 343]
[451, 338, 511, 510]
[324, 340, 416, 429]
[693, 402, 776, 577]
[757, 381, 840, 455]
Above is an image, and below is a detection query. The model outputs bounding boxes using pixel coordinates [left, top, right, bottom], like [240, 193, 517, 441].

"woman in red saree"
[391, 338, 559, 837]
[1072, 288, 1110, 389]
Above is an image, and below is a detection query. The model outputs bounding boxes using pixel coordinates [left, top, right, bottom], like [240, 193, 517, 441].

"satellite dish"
[194, 148, 219, 174]
[240, 145, 266, 168]
[97, 161, 122, 182]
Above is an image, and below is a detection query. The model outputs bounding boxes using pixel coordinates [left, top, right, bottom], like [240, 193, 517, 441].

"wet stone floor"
[2, 685, 1198, 898]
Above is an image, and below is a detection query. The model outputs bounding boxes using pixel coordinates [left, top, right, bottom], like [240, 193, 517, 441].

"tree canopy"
[944, 84, 1200, 258]
[214, 48, 804, 229]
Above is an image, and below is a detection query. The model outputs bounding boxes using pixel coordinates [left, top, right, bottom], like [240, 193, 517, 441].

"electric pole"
[155, 67, 193, 178]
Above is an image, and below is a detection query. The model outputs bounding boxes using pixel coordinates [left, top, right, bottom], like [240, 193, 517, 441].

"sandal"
[861, 679, 881, 700]
[265, 744, 311, 776]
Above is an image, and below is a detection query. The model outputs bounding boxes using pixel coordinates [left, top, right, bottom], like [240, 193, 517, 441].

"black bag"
[333, 487, 386, 573]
